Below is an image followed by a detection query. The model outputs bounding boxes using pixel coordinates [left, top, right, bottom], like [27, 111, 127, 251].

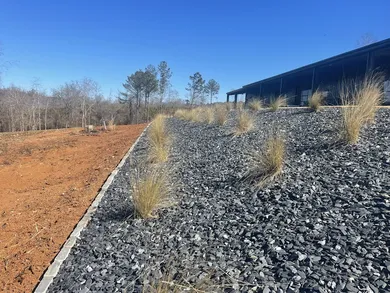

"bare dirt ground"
[0, 124, 147, 293]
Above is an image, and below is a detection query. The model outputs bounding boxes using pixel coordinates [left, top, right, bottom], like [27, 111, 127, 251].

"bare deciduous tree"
[356, 33, 377, 48]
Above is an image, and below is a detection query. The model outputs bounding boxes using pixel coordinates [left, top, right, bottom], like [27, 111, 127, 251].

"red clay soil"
[0, 124, 147, 293]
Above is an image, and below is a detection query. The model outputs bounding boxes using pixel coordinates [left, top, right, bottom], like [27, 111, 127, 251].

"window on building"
[384, 80, 390, 103]
[301, 89, 312, 105]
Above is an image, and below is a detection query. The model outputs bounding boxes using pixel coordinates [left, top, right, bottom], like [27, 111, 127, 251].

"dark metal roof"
[227, 38, 390, 95]
[226, 88, 246, 95]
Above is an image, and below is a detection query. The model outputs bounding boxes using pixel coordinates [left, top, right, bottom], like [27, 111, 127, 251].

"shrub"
[244, 134, 285, 186]
[148, 115, 170, 163]
[270, 95, 287, 111]
[132, 167, 170, 219]
[340, 73, 384, 144]
[225, 102, 233, 111]
[248, 99, 262, 111]
[308, 90, 323, 112]
[214, 106, 228, 126]
[234, 110, 254, 135]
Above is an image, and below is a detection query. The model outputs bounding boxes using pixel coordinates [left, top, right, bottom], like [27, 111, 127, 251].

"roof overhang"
[226, 38, 390, 94]
[226, 88, 246, 95]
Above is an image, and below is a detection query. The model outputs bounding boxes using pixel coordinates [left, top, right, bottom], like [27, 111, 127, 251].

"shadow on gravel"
[102, 204, 134, 222]
[294, 139, 344, 155]
[289, 109, 313, 115]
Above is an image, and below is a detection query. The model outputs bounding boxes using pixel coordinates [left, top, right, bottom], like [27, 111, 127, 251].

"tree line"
[0, 79, 126, 132]
[0, 51, 220, 132]
[119, 63, 220, 124]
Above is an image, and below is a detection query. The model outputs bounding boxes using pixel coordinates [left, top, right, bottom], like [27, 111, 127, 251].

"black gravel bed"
[48, 108, 390, 293]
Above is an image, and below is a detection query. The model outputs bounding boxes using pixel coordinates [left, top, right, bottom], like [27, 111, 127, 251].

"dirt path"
[0, 124, 147, 293]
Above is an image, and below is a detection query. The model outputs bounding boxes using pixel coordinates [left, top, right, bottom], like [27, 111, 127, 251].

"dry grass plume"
[225, 102, 233, 111]
[214, 106, 228, 126]
[201, 107, 214, 124]
[248, 99, 262, 111]
[308, 90, 323, 112]
[270, 95, 287, 112]
[132, 167, 171, 219]
[340, 73, 384, 144]
[234, 110, 254, 135]
[148, 115, 170, 163]
[243, 133, 285, 186]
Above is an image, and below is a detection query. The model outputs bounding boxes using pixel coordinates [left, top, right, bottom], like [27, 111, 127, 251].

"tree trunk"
[44, 101, 49, 130]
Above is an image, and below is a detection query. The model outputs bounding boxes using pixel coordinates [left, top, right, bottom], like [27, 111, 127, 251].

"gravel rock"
[48, 108, 390, 292]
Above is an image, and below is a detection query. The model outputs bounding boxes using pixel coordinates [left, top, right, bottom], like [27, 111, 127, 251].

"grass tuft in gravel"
[225, 102, 233, 111]
[244, 133, 285, 186]
[340, 73, 384, 144]
[214, 106, 228, 126]
[148, 115, 170, 163]
[201, 107, 214, 124]
[175, 109, 196, 121]
[236, 101, 244, 110]
[174, 109, 186, 119]
[132, 167, 170, 219]
[308, 90, 323, 112]
[247, 99, 262, 111]
[234, 110, 254, 135]
[270, 95, 287, 112]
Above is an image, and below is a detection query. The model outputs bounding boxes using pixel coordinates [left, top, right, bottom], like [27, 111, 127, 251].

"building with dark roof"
[227, 38, 390, 105]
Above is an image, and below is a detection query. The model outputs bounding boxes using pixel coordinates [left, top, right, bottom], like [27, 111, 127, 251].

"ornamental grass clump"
[308, 90, 324, 112]
[199, 107, 214, 124]
[234, 110, 254, 135]
[174, 109, 186, 119]
[270, 95, 287, 112]
[148, 115, 170, 163]
[340, 73, 384, 144]
[243, 133, 285, 186]
[214, 105, 228, 126]
[132, 167, 170, 219]
[248, 99, 262, 111]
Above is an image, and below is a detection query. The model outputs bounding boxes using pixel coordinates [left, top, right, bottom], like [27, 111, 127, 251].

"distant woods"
[0, 78, 123, 132]
[0, 51, 220, 132]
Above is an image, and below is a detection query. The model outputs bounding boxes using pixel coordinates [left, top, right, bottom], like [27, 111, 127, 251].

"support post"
[234, 94, 238, 104]
[311, 67, 316, 93]
[279, 78, 283, 95]
[226, 94, 230, 103]
[366, 52, 374, 73]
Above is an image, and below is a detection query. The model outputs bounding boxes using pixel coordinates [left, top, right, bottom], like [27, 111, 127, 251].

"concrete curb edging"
[34, 124, 150, 293]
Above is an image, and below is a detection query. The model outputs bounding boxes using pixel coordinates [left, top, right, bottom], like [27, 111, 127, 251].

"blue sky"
[0, 0, 389, 102]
